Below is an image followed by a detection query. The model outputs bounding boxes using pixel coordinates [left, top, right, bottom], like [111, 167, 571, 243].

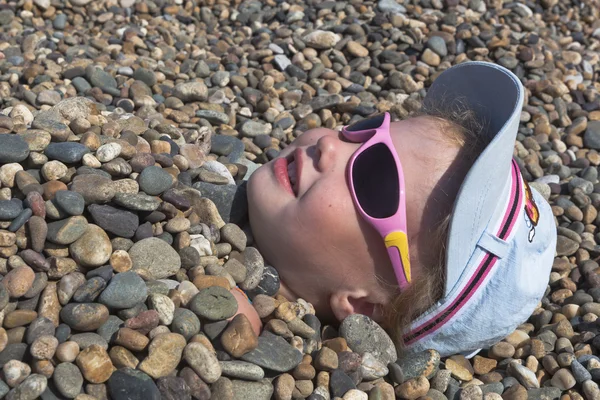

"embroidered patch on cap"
[522, 180, 539, 243]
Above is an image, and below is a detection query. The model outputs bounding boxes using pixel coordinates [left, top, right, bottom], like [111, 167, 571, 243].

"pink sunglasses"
[341, 112, 411, 290]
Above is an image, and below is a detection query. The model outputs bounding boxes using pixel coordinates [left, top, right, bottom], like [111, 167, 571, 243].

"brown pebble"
[472, 355, 498, 375]
[293, 363, 316, 380]
[221, 314, 258, 358]
[76, 344, 115, 384]
[32, 359, 54, 378]
[138, 333, 186, 379]
[192, 275, 231, 290]
[109, 250, 132, 272]
[2, 265, 35, 298]
[38, 281, 61, 326]
[55, 341, 80, 363]
[323, 337, 348, 353]
[42, 180, 68, 200]
[109, 345, 139, 369]
[501, 383, 527, 400]
[314, 347, 339, 371]
[0, 327, 7, 352]
[489, 342, 515, 359]
[275, 373, 295, 400]
[446, 355, 474, 381]
[114, 327, 150, 352]
[395, 376, 430, 400]
[30, 335, 59, 360]
[4, 309, 38, 328]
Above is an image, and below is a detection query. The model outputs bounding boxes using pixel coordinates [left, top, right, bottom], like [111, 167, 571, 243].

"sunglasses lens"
[352, 143, 400, 219]
[345, 114, 385, 132]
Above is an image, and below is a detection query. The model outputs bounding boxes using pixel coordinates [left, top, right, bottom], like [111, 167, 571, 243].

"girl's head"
[247, 107, 484, 334]
[247, 62, 556, 356]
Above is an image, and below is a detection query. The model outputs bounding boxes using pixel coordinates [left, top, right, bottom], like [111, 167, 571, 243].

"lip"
[273, 157, 295, 196]
[293, 147, 303, 195]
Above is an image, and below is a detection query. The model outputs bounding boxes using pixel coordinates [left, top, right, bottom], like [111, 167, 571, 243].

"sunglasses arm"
[384, 231, 411, 291]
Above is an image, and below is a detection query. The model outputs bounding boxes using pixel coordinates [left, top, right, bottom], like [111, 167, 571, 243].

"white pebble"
[82, 153, 101, 168]
[95, 142, 122, 163]
[343, 389, 368, 400]
[41, 160, 68, 181]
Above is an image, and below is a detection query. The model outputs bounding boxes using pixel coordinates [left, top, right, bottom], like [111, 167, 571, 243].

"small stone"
[148, 293, 175, 325]
[54, 191, 85, 216]
[99, 271, 148, 309]
[339, 315, 396, 366]
[157, 376, 191, 400]
[129, 237, 181, 279]
[53, 362, 83, 398]
[219, 361, 265, 381]
[241, 332, 303, 372]
[189, 286, 237, 321]
[171, 308, 201, 341]
[172, 82, 208, 102]
[30, 335, 58, 360]
[45, 143, 89, 163]
[360, 352, 389, 380]
[107, 368, 160, 400]
[395, 376, 430, 400]
[549, 368, 576, 390]
[0, 135, 30, 164]
[446, 355, 474, 382]
[184, 342, 222, 383]
[303, 30, 341, 49]
[114, 328, 150, 352]
[330, 369, 357, 398]
[315, 347, 339, 371]
[6, 374, 47, 400]
[221, 314, 259, 358]
[583, 380, 600, 400]
[60, 303, 109, 331]
[2, 265, 35, 298]
[70, 174, 115, 205]
[46, 216, 88, 245]
[396, 349, 440, 380]
[75, 344, 115, 383]
[138, 333, 186, 379]
[88, 204, 139, 238]
[69, 224, 112, 268]
[3, 360, 31, 387]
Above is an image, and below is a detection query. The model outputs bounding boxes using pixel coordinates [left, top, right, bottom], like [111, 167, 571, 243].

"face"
[247, 116, 463, 323]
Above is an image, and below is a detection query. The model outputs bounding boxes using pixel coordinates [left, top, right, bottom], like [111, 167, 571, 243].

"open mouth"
[286, 152, 299, 197]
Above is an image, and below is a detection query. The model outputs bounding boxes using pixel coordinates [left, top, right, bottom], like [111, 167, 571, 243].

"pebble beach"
[0, 0, 599, 399]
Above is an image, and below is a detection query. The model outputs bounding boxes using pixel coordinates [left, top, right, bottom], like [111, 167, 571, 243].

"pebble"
[6, 374, 47, 400]
[340, 315, 397, 366]
[129, 237, 181, 279]
[53, 362, 83, 398]
[75, 344, 114, 383]
[98, 271, 147, 309]
[184, 342, 222, 383]
[219, 361, 265, 381]
[550, 368, 576, 390]
[69, 224, 112, 268]
[107, 368, 160, 400]
[60, 303, 109, 331]
[0, 135, 30, 164]
[138, 333, 186, 379]
[221, 314, 259, 357]
[189, 286, 238, 321]
[88, 204, 139, 238]
[241, 332, 303, 372]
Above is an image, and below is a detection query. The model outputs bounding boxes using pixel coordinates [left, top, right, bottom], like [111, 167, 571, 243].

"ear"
[330, 290, 386, 323]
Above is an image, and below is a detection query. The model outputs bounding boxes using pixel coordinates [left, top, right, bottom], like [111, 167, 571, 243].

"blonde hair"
[381, 100, 489, 351]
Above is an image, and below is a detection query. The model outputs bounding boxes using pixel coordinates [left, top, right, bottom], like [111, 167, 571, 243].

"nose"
[316, 134, 338, 173]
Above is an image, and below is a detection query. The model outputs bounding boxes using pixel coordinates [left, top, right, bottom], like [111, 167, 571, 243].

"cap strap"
[477, 232, 509, 259]
[403, 160, 525, 346]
